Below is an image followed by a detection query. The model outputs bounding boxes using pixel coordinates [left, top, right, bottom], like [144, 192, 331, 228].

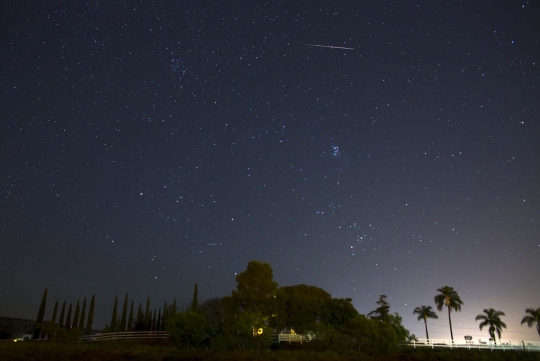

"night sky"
[1, 1, 539, 343]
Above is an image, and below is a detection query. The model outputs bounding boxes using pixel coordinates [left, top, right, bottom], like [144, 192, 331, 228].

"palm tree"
[521, 307, 540, 338]
[434, 286, 464, 342]
[475, 308, 507, 345]
[413, 305, 439, 340]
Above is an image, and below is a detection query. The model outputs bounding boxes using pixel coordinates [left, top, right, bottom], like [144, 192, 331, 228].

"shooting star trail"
[304, 43, 354, 50]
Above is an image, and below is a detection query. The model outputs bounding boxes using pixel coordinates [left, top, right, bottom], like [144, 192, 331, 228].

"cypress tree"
[33, 287, 48, 338]
[172, 298, 177, 317]
[58, 301, 66, 326]
[152, 308, 157, 331]
[144, 297, 151, 331]
[120, 293, 128, 332]
[162, 301, 168, 331]
[86, 295, 95, 335]
[156, 309, 161, 332]
[191, 283, 198, 312]
[135, 303, 143, 331]
[65, 303, 73, 330]
[127, 300, 134, 331]
[78, 297, 87, 329]
[72, 300, 80, 329]
[52, 299, 59, 322]
[110, 296, 118, 332]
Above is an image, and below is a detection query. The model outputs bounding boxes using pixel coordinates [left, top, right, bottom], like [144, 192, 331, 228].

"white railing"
[78, 331, 168, 342]
[405, 338, 540, 352]
[277, 334, 307, 344]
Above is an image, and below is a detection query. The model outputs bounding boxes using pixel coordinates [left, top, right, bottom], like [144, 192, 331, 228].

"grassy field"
[1, 340, 540, 361]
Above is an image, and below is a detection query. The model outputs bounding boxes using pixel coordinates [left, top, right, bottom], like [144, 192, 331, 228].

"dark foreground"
[1, 340, 539, 361]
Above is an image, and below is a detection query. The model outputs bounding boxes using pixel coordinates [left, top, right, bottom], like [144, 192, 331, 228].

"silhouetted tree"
[59, 301, 66, 326]
[172, 298, 177, 317]
[78, 297, 87, 329]
[120, 293, 128, 332]
[51, 299, 59, 323]
[157, 309, 162, 332]
[86, 295, 95, 335]
[413, 305, 438, 339]
[191, 284, 199, 312]
[33, 287, 48, 339]
[127, 300, 134, 331]
[162, 301, 168, 331]
[232, 260, 278, 320]
[434, 286, 464, 342]
[72, 300, 80, 329]
[521, 307, 540, 338]
[279, 284, 331, 333]
[110, 296, 118, 332]
[144, 297, 151, 331]
[476, 308, 507, 344]
[152, 309, 157, 331]
[368, 295, 390, 322]
[135, 303, 144, 331]
[65, 304, 73, 330]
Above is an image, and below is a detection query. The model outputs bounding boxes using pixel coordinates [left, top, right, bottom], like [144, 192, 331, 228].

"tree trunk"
[447, 307, 454, 342]
[424, 319, 429, 340]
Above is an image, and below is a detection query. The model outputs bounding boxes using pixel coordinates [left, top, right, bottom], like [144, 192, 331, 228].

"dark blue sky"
[1, 1, 539, 342]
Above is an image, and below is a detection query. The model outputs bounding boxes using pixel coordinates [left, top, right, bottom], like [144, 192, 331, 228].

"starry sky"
[1, 0, 539, 343]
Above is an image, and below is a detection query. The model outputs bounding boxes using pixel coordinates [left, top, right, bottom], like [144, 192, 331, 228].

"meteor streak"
[304, 43, 353, 50]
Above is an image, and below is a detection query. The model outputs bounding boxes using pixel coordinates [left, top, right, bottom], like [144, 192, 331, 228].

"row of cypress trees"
[106, 284, 198, 333]
[34, 284, 200, 337]
[33, 287, 96, 338]
[106, 293, 176, 332]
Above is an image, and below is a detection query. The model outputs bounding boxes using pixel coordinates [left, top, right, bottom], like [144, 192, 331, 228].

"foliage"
[33, 287, 48, 339]
[127, 300, 134, 331]
[65, 303, 73, 330]
[58, 300, 66, 327]
[232, 260, 278, 320]
[109, 296, 118, 332]
[434, 285, 464, 341]
[279, 284, 330, 334]
[386, 312, 411, 343]
[51, 300, 58, 323]
[475, 308, 507, 344]
[119, 293, 128, 332]
[78, 297, 87, 329]
[413, 305, 438, 339]
[191, 283, 199, 312]
[521, 307, 540, 338]
[72, 300, 80, 330]
[41, 320, 84, 342]
[320, 298, 359, 329]
[167, 311, 211, 349]
[144, 297, 151, 330]
[367, 295, 390, 322]
[85, 294, 95, 335]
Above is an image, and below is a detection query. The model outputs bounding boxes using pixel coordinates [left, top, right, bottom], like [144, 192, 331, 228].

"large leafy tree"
[279, 284, 331, 333]
[434, 286, 464, 342]
[413, 305, 438, 340]
[232, 260, 278, 319]
[521, 307, 540, 338]
[475, 308, 506, 344]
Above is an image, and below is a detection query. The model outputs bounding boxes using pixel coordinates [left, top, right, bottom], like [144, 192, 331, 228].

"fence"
[405, 338, 540, 352]
[78, 331, 168, 342]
